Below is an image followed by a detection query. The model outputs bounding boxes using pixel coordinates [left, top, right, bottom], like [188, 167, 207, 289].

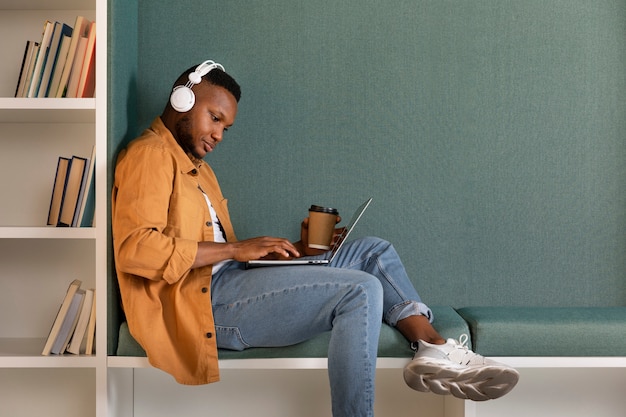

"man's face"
[174, 83, 238, 160]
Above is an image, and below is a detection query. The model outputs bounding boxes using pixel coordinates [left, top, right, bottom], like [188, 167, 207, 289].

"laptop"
[246, 197, 372, 267]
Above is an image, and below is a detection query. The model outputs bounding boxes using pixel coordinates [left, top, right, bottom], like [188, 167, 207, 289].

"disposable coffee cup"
[308, 205, 339, 250]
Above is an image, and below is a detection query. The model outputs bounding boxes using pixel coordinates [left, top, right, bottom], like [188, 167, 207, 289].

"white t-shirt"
[200, 191, 230, 275]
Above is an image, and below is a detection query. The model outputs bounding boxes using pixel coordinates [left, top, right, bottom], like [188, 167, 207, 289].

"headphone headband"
[185, 60, 225, 87]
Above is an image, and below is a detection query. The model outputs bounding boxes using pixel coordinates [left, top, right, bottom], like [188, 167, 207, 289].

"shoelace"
[447, 334, 486, 366]
[456, 334, 470, 349]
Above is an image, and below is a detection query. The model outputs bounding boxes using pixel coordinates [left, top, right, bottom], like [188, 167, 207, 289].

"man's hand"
[231, 237, 301, 261]
[194, 237, 300, 268]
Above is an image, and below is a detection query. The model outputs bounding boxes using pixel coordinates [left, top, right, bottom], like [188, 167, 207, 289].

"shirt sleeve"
[112, 142, 198, 284]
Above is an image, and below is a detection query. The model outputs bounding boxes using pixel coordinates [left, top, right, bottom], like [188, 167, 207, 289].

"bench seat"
[116, 305, 470, 359]
[115, 305, 626, 361]
[457, 306, 626, 357]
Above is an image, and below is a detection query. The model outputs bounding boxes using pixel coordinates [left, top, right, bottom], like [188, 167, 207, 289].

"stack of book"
[15, 16, 96, 98]
[47, 146, 95, 227]
[42, 279, 96, 356]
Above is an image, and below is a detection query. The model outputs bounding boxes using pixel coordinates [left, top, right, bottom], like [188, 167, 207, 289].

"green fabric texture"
[113, 0, 626, 309]
[107, 0, 139, 357]
[108, 0, 626, 355]
[457, 307, 626, 357]
[117, 306, 469, 358]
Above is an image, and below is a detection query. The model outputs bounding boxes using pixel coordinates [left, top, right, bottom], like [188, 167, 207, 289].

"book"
[19, 42, 40, 97]
[75, 21, 96, 98]
[26, 20, 55, 97]
[39, 23, 73, 97]
[36, 21, 61, 97]
[74, 145, 96, 227]
[58, 155, 87, 227]
[47, 30, 73, 98]
[14, 41, 30, 97]
[84, 290, 96, 355]
[50, 288, 85, 354]
[65, 36, 88, 98]
[67, 288, 94, 354]
[47, 156, 71, 226]
[55, 16, 91, 98]
[14, 41, 37, 97]
[42, 279, 82, 355]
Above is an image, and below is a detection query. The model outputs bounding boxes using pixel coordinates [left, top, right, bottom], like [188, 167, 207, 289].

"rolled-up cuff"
[385, 301, 433, 327]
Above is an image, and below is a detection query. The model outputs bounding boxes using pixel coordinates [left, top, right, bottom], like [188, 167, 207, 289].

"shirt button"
[206, 332, 213, 338]
[206, 221, 212, 227]
[201, 287, 208, 293]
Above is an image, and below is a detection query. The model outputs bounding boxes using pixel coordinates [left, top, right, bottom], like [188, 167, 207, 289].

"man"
[112, 60, 519, 417]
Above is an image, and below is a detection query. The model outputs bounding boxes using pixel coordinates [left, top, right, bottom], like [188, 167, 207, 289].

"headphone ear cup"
[170, 86, 195, 112]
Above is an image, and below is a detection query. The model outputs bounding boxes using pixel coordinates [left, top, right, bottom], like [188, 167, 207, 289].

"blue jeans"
[211, 236, 432, 417]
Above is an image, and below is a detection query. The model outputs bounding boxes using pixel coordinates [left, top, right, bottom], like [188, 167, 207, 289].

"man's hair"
[174, 64, 241, 102]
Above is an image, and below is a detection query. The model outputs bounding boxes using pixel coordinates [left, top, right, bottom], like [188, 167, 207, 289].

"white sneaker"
[403, 334, 520, 401]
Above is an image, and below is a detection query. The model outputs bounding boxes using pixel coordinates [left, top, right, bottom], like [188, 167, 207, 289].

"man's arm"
[193, 214, 344, 266]
[192, 237, 300, 268]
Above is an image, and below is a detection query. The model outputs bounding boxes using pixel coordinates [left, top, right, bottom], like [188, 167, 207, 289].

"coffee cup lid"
[309, 205, 339, 215]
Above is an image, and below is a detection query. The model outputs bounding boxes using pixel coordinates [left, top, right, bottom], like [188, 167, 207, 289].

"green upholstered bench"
[115, 305, 471, 359]
[111, 303, 626, 417]
[457, 306, 626, 357]
[115, 305, 626, 360]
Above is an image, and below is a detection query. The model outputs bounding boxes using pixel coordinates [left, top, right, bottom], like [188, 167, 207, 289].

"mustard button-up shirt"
[112, 117, 237, 385]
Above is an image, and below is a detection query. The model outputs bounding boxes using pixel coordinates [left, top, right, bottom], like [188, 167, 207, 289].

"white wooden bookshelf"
[0, 0, 107, 416]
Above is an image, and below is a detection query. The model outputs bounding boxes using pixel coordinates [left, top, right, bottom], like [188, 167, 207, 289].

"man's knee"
[349, 271, 384, 311]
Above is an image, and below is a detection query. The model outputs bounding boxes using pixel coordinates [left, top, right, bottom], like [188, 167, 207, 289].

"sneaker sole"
[403, 359, 520, 401]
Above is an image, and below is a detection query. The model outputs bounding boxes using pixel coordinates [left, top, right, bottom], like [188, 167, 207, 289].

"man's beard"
[174, 116, 202, 160]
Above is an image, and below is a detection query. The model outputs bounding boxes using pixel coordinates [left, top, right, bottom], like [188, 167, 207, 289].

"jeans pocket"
[214, 325, 250, 351]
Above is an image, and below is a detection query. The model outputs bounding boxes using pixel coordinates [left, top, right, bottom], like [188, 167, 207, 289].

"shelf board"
[0, 0, 94, 11]
[0, 98, 95, 123]
[0, 227, 95, 239]
[0, 338, 97, 368]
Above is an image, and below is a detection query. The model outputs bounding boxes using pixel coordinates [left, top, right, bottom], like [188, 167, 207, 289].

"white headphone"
[169, 60, 225, 112]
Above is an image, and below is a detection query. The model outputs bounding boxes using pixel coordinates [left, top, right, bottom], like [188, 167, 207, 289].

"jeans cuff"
[385, 301, 432, 327]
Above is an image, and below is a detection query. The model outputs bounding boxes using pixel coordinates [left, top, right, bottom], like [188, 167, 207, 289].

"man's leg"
[328, 236, 434, 328]
[211, 262, 383, 417]
[327, 236, 520, 400]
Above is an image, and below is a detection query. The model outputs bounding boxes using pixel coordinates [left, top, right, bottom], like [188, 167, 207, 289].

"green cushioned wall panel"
[109, 0, 626, 354]
[131, 0, 626, 307]
[108, 0, 139, 355]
